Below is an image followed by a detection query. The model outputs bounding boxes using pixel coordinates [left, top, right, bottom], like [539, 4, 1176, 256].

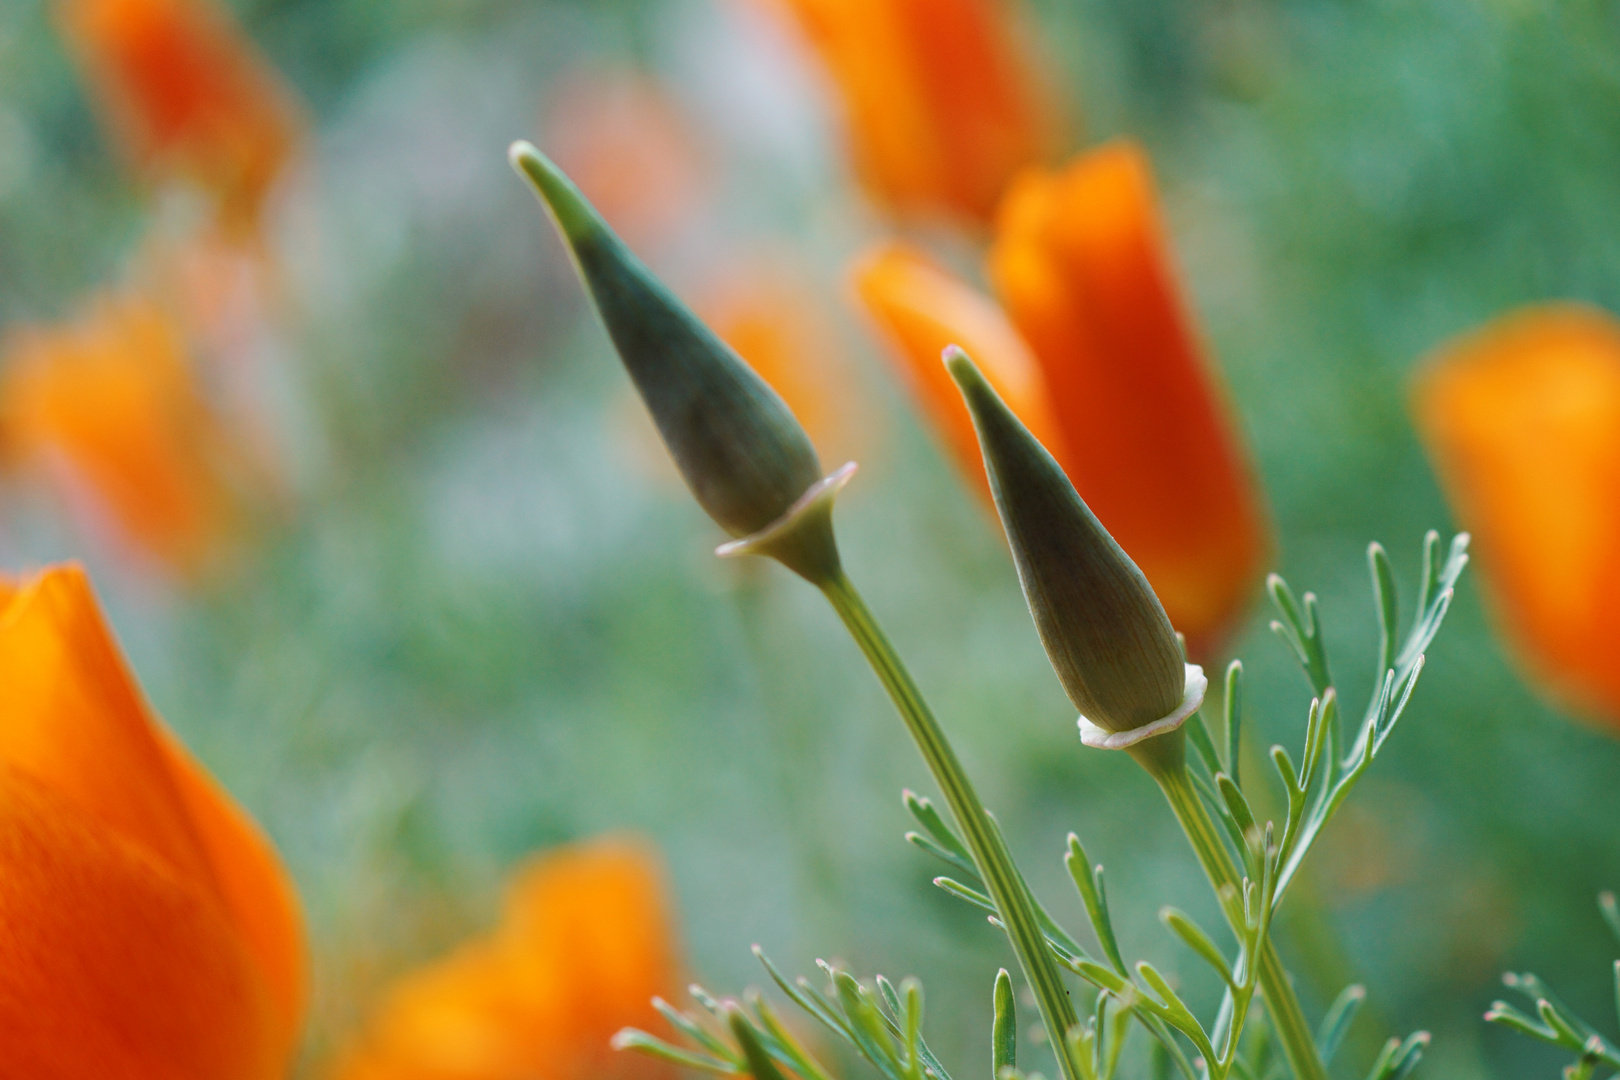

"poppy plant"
[0, 563, 307, 1077]
[857, 140, 1270, 656]
[1412, 303, 1620, 726]
[53, 0, 303, 230]
[329, 840, 680, 1080]
[768, 0, 1052, 225]
[514, 145, 1465, 1080]
[0, 292, 244, 571]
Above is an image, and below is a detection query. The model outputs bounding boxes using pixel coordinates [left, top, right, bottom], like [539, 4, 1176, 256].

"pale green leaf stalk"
[729, 1006, 793, 1080]
[992, 969, 1017, 1079]
[1486, 892, 1620, 1073]
[820, 572, 1084, 1080]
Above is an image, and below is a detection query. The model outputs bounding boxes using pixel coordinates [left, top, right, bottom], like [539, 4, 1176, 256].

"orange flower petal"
[155, 723, 309, 1051]
[0, 564, 307, 1071]
[0, 765, 282, 1079]
[54, 0, 302, 228]
[0, 293, 237, 570]
[1411, 304, 1620, 724]
[987, 141, 1270, 655]
[771, 0, 1052, 223]
[333, 840, 678, 1080]
[0, 565, 221, 888]
[853, 241, 1063, 501]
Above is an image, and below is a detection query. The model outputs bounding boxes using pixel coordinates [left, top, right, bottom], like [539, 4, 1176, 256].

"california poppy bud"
[510, 142, 840, 581]
[946, 347, 1204, 746]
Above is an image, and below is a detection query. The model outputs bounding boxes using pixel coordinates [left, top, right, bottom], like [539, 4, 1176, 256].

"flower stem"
[1139, 740, 1329, 1080]
[821, 569, 1082, 1080]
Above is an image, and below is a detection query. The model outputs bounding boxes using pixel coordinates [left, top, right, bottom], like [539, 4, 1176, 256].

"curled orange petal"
[0, 563, 307, 1076]
[853, 241, 1063, 501]
[987, 140, 1270, 655]
[1411, 304, 1620, 725]
[331, 839, 678, 1080]
[770, 0, 1053, 224]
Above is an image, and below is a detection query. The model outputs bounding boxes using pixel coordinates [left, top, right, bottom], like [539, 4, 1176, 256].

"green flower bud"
[510, 142, 839, 580]
[945, 347, 1202, 746]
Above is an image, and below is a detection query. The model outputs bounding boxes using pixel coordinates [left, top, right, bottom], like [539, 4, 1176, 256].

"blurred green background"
[3, 0, 1619, 1076]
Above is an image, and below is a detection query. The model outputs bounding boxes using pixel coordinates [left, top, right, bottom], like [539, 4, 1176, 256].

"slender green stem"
[1146, 747, 1328, 1080]
[822, 570, 1082, 1080]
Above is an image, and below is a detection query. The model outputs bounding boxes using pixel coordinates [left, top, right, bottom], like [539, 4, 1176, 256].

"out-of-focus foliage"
[4, 0, 1620, 1077]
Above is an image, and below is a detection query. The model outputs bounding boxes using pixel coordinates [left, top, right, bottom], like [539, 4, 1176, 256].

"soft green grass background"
[3, 0, 1619, 1076]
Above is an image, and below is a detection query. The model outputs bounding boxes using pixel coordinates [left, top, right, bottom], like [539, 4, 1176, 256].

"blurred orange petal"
[0, 563, 306, 1076]
[1, 292, 240, 570]
[853, 241, 1062, 500]
[1411, 304, 1620, 725]
[545, 73, 705, 250]
[332, 840, 679, 1080]
[987, 140, 1270, 655]
[54, 0, 303, 229]
[771, 0, 1053, 224]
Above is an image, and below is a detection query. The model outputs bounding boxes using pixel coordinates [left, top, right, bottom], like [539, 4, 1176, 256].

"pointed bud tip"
[508, 139, 599, 240]
[942, 345, 985, 392]
[507, 138, 539, 172]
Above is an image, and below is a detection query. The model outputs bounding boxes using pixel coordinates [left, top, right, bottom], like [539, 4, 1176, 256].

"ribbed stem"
[1148, 753, 1328, 1080]
[822, 570, 1082, 1080]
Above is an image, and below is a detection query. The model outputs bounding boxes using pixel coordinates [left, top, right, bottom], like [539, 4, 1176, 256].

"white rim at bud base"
[1078, 663, 1208, 750]
[715, 461, 858, 560]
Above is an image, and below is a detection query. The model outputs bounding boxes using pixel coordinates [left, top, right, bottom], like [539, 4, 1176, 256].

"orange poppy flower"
[1411, 304, 1620, 725]
[856, 141, 1270, 656]
[769, 0, 1052, 224]
[853, 242, 1062, 500]
[53, 0, 303, 230]
[0, 562, 307, 1077]
[330, 840, 679, 1080]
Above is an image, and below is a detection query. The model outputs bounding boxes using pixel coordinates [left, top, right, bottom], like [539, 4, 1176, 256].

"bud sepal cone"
[945, 346, 1188, 737]
[509, 141, 831, 552]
